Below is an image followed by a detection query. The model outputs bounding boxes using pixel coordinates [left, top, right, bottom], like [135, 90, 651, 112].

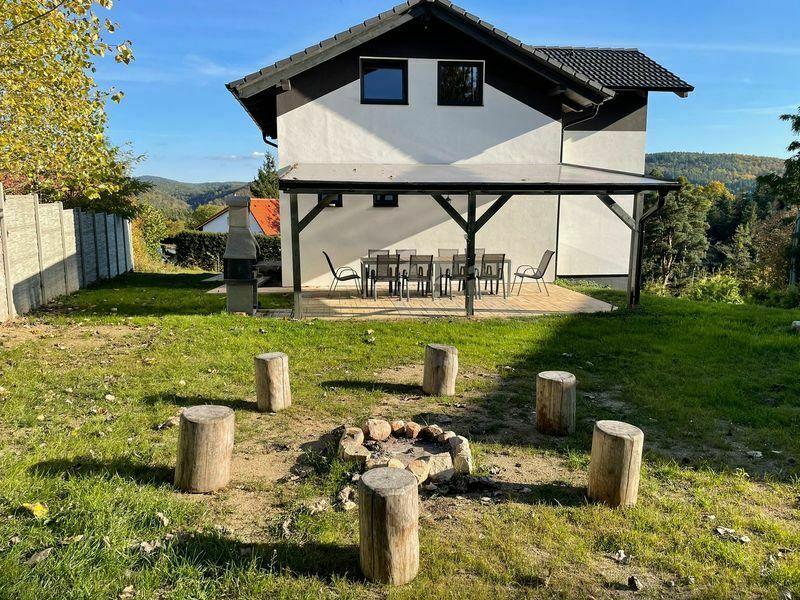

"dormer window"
[360, 58, 408, 105]
[438, 61, 484, 106]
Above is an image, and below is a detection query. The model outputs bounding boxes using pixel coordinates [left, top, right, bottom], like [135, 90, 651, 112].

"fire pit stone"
[337, 418, 473, 486]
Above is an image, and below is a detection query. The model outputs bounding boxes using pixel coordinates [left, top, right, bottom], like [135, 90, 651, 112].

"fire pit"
[337, 418, 473, 486]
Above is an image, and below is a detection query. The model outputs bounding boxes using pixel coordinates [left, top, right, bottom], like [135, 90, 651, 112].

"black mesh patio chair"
[368, 248, 389, 257]
[511, 249, 555, 296]
[371, 253, 400, 300]
[446, 255, 482, 300]
[480, 253, 507, 298]
[395, 249, 416, 286]
[402, 255, 434, 301]
[323, 251, 361, 297]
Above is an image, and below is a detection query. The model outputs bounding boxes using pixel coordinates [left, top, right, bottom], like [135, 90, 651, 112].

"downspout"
[263, 132, 278, 149]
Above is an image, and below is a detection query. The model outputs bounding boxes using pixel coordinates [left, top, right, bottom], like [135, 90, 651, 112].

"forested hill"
[135, 176, 248, 217]
[136, 152, 786, 216]
[645, 152, 785, 194]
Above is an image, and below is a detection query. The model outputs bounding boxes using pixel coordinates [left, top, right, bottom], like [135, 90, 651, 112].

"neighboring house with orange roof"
[197, 198, 280, 236]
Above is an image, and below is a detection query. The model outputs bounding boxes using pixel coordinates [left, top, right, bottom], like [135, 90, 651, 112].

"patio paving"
[249, 284, 614, 320]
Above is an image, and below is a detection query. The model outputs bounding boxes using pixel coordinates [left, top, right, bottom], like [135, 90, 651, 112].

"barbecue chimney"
[223, 196, 258, 314]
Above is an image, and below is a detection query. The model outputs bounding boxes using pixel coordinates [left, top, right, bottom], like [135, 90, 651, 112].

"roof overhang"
[278, 162, 680, 196]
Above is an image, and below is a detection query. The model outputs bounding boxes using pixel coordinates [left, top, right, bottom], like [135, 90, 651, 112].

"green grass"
[1, 271, 799, 598]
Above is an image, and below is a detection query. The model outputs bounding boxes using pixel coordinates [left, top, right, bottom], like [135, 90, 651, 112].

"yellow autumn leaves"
[0, 0, 133, 201]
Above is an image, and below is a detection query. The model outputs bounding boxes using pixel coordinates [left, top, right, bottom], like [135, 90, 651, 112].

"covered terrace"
[281, 162, 679, 319]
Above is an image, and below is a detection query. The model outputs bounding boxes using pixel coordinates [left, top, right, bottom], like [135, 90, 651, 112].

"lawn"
[0, 271, 798, 599]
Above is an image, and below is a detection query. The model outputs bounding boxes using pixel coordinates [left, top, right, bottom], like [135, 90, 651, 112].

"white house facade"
[227, 0, 692, 292]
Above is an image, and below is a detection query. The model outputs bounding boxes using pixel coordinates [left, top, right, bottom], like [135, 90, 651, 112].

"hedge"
[173, 231, 281, 270]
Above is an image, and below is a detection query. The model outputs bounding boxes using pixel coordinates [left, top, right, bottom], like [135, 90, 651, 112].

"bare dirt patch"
[0, 321, 142, 352]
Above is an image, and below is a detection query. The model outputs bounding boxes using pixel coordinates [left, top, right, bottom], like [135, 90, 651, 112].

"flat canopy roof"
[279, 162, 680, 195]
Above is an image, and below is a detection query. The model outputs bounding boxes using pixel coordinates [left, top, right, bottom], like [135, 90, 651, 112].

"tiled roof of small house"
[249, 199, 280, 236]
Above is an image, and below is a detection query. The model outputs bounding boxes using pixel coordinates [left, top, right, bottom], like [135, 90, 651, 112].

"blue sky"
[97, 0, 800, 183]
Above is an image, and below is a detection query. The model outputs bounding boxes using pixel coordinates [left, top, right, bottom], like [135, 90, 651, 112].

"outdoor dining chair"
[511, 249, 555, 296]
[322, 251, 361, 297]
[371, 253, 400, 300]
[481, 253, 507, 298]
[368, 249, 390, 257]
[445, 255, 482, 300]
[458, 248, 485, 291]
[402, 255, 434, 301]
[395, 249, 416, 284]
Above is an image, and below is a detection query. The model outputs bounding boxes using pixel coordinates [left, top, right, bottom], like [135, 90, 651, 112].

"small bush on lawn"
[748, 285, 800, 309]
[685, 273, 743, 304]
[173, 231, 280, 270]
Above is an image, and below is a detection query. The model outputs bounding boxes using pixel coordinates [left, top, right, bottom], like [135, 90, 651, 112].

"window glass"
[361, 59, 408, 104]
[373, 193, 398, 207]
[438, 61, 483, 106]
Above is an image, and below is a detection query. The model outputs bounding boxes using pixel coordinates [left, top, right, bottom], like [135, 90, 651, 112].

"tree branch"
[2, 0, 68, 37]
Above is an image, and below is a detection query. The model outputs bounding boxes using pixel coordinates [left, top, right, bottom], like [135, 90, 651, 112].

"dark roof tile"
[534, 47, 693, 92]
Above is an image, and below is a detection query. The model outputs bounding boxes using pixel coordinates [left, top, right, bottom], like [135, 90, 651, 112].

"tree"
[643, 177, 712, 291]
[250, 153, 279, 198]
[716, 204, 757, 284]
[189, 203, 225, 229]
[0, 0, 134, 205]
[757, 106, 800, 284]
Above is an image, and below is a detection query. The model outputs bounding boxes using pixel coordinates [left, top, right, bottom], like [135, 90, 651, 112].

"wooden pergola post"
[289, 193, 302, 319]
[626, 192, 644, 309]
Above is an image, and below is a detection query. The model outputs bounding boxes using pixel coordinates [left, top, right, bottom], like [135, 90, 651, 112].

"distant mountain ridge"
[136, 152, 787, 216]
[645, 152, 785, 195]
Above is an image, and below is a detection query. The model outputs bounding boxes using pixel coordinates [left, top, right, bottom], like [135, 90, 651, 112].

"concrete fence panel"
[5, 195, 42, 315]
[62, 209, 82, 294]
[0, 186, 133, 321]
[95, 213, 109, 280]
[106, 213, 118, 279]
[80, 210, 98, 285]
[37, 202, 68, 303]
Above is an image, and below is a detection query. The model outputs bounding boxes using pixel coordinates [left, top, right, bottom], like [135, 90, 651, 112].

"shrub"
[748, 286, 800, 309]
[173, 231, 280, 270]
[685, 273, 743, 304]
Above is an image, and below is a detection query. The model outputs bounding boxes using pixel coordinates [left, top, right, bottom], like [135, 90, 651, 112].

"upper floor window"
[361, 59, 408, 105]
[373, 193, 398, 208]
[438, 61, 484, 106]
[319, 193, 342, 207]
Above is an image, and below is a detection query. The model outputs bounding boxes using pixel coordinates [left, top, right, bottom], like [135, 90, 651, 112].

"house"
[197, 198, 280, 236]
[226, 0, 692, 311]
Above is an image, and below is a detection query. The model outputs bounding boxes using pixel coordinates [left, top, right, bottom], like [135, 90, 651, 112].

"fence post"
[32, 194, 47, 304]
[57, 203, 71, 296]
[0, 184, 14, 318]
[75, 209, 86, 288]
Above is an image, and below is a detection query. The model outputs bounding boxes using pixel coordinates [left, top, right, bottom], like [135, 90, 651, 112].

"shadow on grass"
[141, 393, 259, 412]
[321, 380, 422, 396]
[40, 272, 228, 317]
[30, 457, 173, 486]
[171, 533, 364, 583]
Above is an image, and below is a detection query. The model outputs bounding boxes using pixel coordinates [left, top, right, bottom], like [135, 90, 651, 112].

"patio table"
[359, 256, 512, 299]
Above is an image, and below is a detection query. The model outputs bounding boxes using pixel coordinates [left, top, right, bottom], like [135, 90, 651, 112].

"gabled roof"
[196, 199, 280, 236]
[533, 47, 694, 96]
[227, 0, 615, 104]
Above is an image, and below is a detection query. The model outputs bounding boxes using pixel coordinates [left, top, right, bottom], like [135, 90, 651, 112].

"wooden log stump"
[535, 371, 576, 435]
[422, 344, 458, 396]
[359, 467, 419, 585]
[254, 352, 291, 412]
[174, 405, 235, 493]
[587, 420, 644, 508]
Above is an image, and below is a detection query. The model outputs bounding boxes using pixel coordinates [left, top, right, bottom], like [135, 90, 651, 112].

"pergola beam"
[475, 194, 512, 232]
[597, 193, 635, 230]
[432, 194, 467, 231]
[299, 193, 338, 232]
